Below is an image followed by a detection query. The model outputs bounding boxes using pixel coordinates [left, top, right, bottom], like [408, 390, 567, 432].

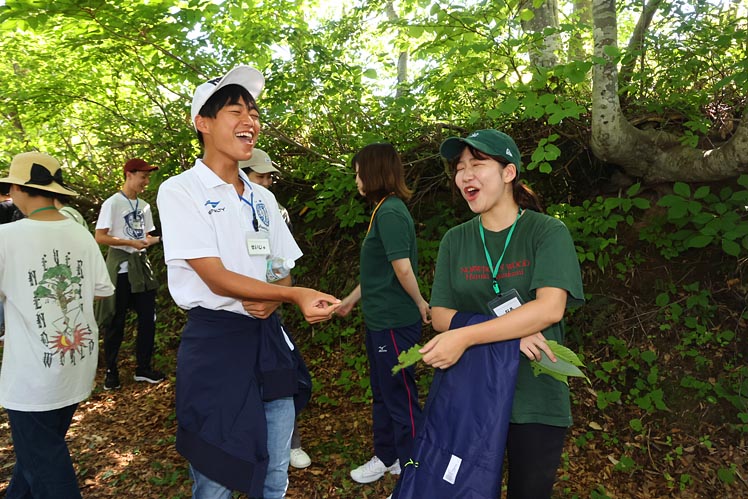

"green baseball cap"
[440, 129, 522, 171]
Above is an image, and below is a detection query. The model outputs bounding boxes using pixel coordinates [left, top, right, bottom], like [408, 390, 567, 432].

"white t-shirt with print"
[95, 191, 156, 253]
[0, 218, 114, 411]
[157, 159, 302, 316]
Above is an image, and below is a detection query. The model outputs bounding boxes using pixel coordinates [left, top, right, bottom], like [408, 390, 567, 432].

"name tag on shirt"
[488, 288, 524, 317]
[246, 237, 270, 256]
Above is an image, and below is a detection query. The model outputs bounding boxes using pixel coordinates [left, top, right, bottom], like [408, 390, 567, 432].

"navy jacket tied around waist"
[175, 307, 303, 495]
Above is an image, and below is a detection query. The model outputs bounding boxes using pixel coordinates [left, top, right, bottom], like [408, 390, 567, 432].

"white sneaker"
[350, 456, 400, 484]
[290, 447, 311, 469]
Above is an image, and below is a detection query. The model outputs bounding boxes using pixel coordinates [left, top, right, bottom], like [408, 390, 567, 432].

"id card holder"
[487, 288, 524, 317]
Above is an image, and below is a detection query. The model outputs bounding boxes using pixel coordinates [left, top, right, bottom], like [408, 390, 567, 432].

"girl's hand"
[417, 298, 432, 324]
[335, 294, 356, 317]
[520, 332, 556, 362]
[420, 329, 468, 369]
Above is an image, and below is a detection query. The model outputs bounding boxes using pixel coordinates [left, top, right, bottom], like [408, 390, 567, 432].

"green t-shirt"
[360, 196, 421, 331]
[431, 209, 584, 427]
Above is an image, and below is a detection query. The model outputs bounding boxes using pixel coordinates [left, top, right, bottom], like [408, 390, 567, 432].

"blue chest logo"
[256, 200, 270, 228]
[204, 199, 225, 214]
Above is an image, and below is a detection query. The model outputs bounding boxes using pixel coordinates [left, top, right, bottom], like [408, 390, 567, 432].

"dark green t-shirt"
[431, 209, 584, 427]
[360, 196, 421, 331]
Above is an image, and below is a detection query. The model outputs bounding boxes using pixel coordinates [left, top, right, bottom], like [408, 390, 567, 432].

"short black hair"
[16, 184, 71, 203]
[196, 84, 258, 146]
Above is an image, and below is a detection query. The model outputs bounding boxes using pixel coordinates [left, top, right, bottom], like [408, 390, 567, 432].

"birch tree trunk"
[569, 0, 591, 61]
[386, 1, 408, 99]
[591, 0, 748, 182]
[520, 0, 562, 68]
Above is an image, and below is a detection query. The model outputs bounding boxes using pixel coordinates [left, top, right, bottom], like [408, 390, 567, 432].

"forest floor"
[0, 252, 746, 498]
[0, 334, 745, 499]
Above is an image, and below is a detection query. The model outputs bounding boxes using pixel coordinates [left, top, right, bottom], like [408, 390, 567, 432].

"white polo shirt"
[156, 159, 302, 315]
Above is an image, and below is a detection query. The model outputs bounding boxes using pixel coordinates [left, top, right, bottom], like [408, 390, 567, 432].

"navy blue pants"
[6, 404, 81, 499]
[104, 272, 156, 372]
[506, 423, 568, 499]
[365, 321, 423, 467]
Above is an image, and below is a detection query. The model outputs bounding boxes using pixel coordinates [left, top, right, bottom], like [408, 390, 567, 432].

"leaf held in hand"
[392, 343, 423, 375]
[531, 340, 590, 385]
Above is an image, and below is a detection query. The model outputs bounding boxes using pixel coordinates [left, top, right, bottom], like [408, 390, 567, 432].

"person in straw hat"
[0, 151, 114, 498]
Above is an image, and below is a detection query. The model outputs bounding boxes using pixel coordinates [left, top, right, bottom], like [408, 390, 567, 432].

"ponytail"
[513, 180, 543, 212]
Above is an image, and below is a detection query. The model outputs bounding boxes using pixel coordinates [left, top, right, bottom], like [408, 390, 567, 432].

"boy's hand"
[242, 300, 281, 319]
[294, 287, 340, 324]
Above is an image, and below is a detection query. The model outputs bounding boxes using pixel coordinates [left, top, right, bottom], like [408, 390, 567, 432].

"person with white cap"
[0, 152, 114, 498]
[240, 150, 311, 470]
[94, 157, 164, 390]
[157, 66, 339, 499]
[240, 149, 291, 229]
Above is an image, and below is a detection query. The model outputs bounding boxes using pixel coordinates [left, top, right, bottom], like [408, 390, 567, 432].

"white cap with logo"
[190, 65, 265, 129]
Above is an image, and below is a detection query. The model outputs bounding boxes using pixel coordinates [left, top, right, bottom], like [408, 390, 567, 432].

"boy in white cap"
[0, 152, 114, 498]
[157, 66, 339, 499]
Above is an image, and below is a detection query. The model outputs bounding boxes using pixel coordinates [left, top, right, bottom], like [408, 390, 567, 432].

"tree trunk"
[619, 0, 664, 96]
[520, 0, 561, 68]
[385, 1, 408, 98]
[569, 0, 591, 61]
[590, 0, 748, 182]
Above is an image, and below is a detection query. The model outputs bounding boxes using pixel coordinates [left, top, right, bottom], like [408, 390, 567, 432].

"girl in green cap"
[420, 129, 585, 499]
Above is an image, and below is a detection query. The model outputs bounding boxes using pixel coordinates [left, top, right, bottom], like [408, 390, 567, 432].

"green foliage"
[549, 183, 650, 273]
[640, 176, 748, 258]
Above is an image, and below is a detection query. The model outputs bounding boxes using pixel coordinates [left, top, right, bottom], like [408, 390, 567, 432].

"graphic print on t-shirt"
[123, 209, 146, 239]
[30, 249, 95, 368]
[460, 260, 531, 282]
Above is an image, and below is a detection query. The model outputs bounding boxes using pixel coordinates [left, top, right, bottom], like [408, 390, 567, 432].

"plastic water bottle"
[266, 256, 295, 282]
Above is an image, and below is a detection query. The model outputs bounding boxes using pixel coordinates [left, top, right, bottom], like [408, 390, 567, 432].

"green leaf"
[626, 183, 641, 196]
[693, 186, 710, 199]
[640, 350, 657, 365]
[391, 343, 424, 375]
[519, 9, 535, 21]
[632, 198, 651, 209]
[722, 238, 741, 256]
[655, 293, 670, 307]
[717, 467, 736, 484]
[531, 340, 590, 385]
[362, 69, 378, 79]
[602, 45, 620, 58]
[538, 93, 555, 106]
[498, 97, 520, 114]
[686, 234, 713, 248]
[673, 182, 691, 198]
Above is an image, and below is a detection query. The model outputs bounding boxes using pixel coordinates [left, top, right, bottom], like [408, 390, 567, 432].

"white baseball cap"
[190, 65, 265, 129]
